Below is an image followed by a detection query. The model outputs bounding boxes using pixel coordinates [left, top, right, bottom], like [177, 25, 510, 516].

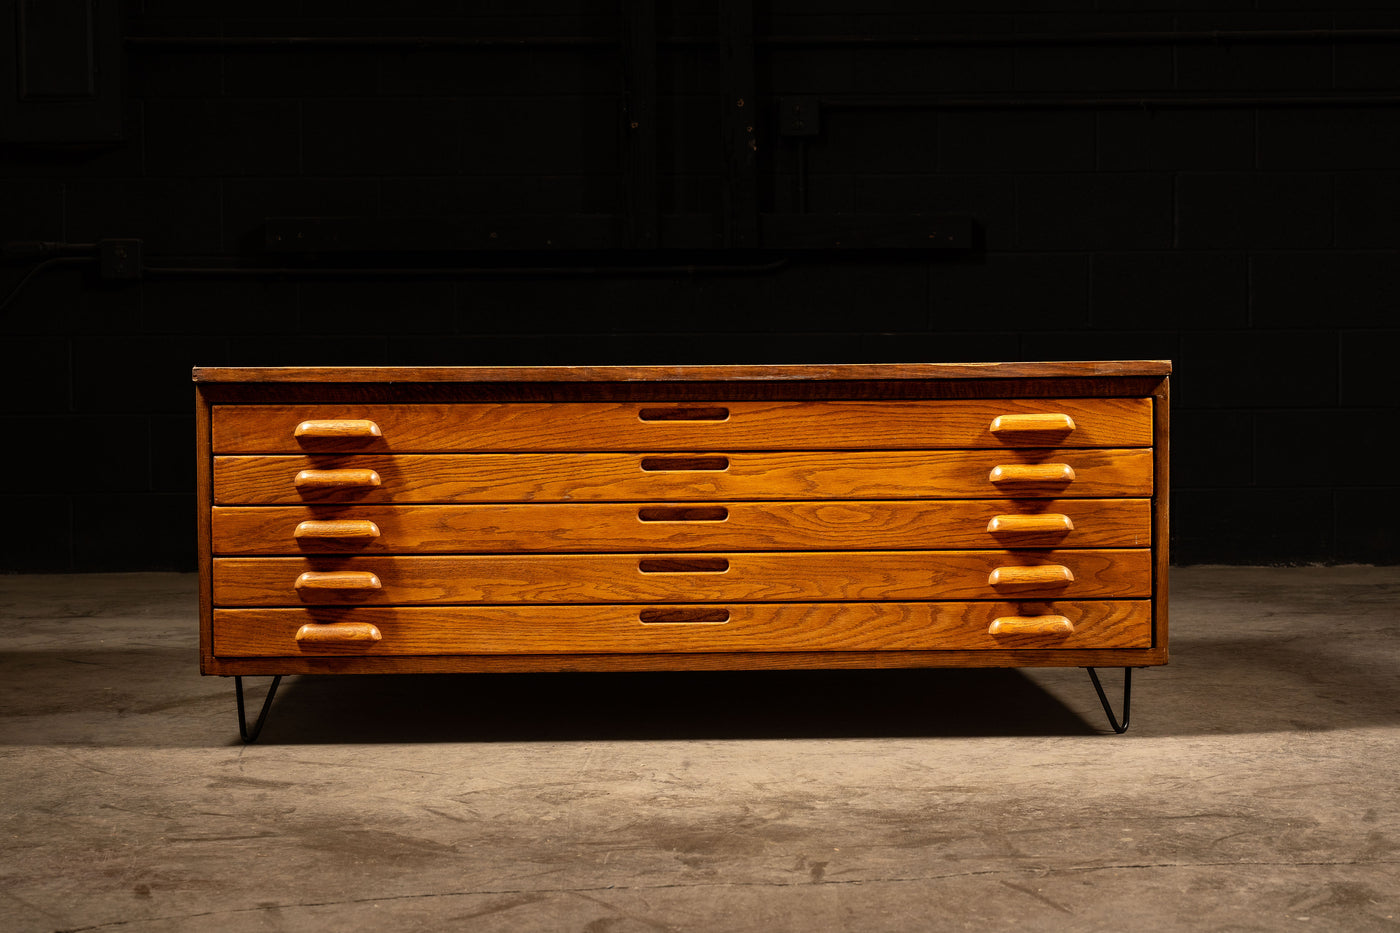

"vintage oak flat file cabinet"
[194, 362, 1169, 739]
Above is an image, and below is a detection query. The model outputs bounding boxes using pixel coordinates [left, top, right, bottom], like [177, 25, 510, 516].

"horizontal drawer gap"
[216, 597, 1143, 609]
[212, 546, 1148, 551]
[215, 547, 1152, 558]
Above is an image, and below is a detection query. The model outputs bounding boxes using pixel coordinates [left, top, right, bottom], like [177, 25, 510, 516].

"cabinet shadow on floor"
[242, 668, 1102, 744]
[4, 634, 1396, 747]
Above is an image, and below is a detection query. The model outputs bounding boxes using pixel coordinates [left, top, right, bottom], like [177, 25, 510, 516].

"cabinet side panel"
[1154, 376, 1170, 660]
[197, 385, 215, 674]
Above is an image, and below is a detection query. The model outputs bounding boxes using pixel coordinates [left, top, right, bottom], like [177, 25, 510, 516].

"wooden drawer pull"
[294, 419, 382, 439]
[988, 615, 1075, 636]
[638, 407, 729, 422]
[988, 463, 1076, 485]
[295, 622, 383, 644]
[640, 456, 729, 472]
[988, 565, 1075, 588]
[637, 506, 729, 522]
[989, 413, 1076, 435]
[638, 558, 730, 574]
[294, 468, 382, 490]
[293, 520, 382, 540]
[295, 571, 383, 591]
[639, 608, 730, 624]
[986, 514, 1075, 534]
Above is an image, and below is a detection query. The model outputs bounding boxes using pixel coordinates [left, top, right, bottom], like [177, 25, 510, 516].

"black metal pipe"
[757, 28, 1400, 48]
[0, 256, 97, 315]
[125, 28, 1400, 52]
[141, 259, 789, 278]
[819, 93, 1400, 111]
[125, 36, 617, 50]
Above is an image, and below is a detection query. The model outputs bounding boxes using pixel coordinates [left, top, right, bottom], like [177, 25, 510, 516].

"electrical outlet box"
[779, 96, 820, 137]
[100, 239, 141, 279]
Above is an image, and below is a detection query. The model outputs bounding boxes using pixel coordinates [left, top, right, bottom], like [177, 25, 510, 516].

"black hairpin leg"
[1086, 667, 1132, 734]
[235, 675, 282, 743]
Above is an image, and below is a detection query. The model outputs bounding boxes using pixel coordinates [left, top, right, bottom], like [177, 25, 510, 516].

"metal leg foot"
[235, 675, 282, 743]
[1086, 667, 1131, 734]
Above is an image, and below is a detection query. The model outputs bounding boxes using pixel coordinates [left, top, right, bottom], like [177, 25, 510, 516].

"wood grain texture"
[193, 361, 1173, 384]
[292, 519, 380, 541]
[293, 468, 381, 490]
[293, 419, 381, 439]
[212, 548, 1151, 606]
[987, 564, 1075, 589]
[988, 462, 1077, 486]
[986, 513, 1074, 535]
[211, 498, 1154, 555]
[989, 412, 1076, 436]
[212, 600, 1153, 657]
[294, 570, 382, 592]
[987, 615, 1074, 636]
[213, 448, 1153, 504]
[295, 621, 382, 643]
[212, 398, 1153, 453]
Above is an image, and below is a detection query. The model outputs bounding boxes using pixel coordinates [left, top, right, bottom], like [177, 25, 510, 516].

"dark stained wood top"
[193, 361, 1171, 383]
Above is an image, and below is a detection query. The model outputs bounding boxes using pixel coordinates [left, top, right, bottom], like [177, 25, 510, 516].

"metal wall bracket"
[1086, 667, 1132, 734]
[234, 675, 282, 744]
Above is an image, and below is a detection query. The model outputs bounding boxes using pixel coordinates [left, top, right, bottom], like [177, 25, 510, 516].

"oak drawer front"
[213, 398, 1153, 453]
[213, 549, 1152, 606]
[212, 600, 1153, 656]
[212, 448, 1154, 504]
[210, 499, 1153, 554]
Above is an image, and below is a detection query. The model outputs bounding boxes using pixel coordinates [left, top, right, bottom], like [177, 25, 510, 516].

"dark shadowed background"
[2, 0, 1397, 571]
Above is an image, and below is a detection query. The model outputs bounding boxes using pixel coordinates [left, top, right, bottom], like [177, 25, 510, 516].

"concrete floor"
[1, 568, 1397, 932]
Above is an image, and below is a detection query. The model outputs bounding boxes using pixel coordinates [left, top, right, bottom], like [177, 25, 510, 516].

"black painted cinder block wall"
[2, 1, 1398, 571]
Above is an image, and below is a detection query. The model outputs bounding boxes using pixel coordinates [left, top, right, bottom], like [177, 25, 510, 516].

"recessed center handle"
[639, 608, 730, 624]
[640, 456, 729, 472]
[637, 506, 729, 522]
[638, 407, 729, 422]
[638, 558, 730, 574]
